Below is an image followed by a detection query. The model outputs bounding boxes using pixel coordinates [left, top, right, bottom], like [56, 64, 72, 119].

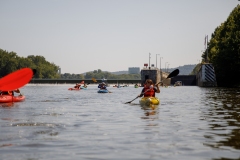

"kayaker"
[138, 79, 160, 97]
[74, 83, 80, 89]
[0, 89, 21, 96]
[98, 82, 107, 90]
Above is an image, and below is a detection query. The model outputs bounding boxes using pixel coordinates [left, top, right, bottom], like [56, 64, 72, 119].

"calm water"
[0, 84, 240, 160]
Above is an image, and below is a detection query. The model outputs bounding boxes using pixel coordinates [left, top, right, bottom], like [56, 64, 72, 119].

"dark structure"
[140, 68, 161, 86]
[171, 75, 196, 86]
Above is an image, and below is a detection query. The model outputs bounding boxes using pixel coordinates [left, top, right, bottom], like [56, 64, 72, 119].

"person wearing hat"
[98, 82, 107, 90]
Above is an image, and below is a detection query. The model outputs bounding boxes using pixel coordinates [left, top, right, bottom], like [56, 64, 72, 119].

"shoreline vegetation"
[192, 5, 240, 87]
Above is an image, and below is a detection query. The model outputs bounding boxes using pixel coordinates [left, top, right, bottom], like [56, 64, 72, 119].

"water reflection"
[141, 105, 159, 119]
[0, 102, 14, 108]
[202, 88, 240, 152]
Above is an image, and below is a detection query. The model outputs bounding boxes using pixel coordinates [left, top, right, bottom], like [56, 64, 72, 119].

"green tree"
[203, 5, 240, 87]
[84, 70, 140, 80]
[0, 49, 60, 79]
[190, 63, 201, 75]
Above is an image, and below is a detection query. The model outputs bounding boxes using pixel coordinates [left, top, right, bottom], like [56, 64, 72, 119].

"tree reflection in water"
[202, 88, 240, 152]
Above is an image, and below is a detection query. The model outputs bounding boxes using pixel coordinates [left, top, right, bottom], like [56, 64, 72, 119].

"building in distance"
[128, 67, 140, 74]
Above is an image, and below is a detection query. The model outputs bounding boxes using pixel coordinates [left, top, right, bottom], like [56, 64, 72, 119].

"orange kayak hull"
[0, 95, 25, 103]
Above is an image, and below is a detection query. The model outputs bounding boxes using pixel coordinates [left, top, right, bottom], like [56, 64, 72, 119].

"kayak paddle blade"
[92, 78, 97, 82]
[167, 69, 179, 79]
[32, 69, 37, 75]
[0, 68, 33, 90]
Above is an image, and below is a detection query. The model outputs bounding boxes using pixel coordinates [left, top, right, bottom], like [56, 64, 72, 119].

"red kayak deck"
[0, 95, 26, 103]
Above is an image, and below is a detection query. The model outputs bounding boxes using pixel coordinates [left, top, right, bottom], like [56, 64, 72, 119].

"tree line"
[194, 5, 240, 87]
[0, 49, 60, 79]
[60, 69, 140, 79]
[84, 69, 140, 80]
[0, 49, 140, 80]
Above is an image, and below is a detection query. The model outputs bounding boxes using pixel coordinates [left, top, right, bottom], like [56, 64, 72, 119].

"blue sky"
[0, 0, 239, 74]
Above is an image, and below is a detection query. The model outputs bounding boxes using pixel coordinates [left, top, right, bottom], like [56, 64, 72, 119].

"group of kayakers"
[96, 79, 160, 97]
[1, 79, 160, 98]
[1, 79, 160, 105]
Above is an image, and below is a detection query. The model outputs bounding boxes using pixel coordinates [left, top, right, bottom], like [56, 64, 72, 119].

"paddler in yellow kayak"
[138, 79, 160, 107]
[139, 79, 160, 97]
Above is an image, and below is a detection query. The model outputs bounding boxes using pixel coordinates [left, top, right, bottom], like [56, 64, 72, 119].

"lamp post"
[167, 64, 170, 73]
[156, 54, 160, 68]
[159, 57, 163, 81]
[165, 62, 168, 73]
[149, 53, 151, 69]
[160, 57, 163, 71]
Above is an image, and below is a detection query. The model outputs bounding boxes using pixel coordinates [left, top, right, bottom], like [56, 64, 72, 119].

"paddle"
[0, 68, 34, 91]
[92, 78, 97, 83]
[125, 69, 179, 104]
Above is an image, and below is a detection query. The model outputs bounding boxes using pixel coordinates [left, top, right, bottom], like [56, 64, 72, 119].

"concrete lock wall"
[196, 63, 217, 87]
[140, 68, 161, 86]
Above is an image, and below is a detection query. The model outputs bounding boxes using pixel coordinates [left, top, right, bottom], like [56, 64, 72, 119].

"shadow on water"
[201, 88, 240, 160]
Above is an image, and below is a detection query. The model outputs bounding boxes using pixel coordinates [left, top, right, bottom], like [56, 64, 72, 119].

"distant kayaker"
[98, 82, 107, 90]
[138, 79, 160, 97]
[74, 83, 80, 89]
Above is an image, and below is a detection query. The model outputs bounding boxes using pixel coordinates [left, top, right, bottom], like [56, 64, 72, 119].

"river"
[0, 85, 240, 160]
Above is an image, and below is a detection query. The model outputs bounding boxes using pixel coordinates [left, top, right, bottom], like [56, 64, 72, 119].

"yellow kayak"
[139, 97, 160, 106]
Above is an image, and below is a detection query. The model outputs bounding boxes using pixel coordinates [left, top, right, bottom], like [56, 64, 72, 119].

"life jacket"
[100, 86, 106, 89]
[143, 86, 155, 97]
